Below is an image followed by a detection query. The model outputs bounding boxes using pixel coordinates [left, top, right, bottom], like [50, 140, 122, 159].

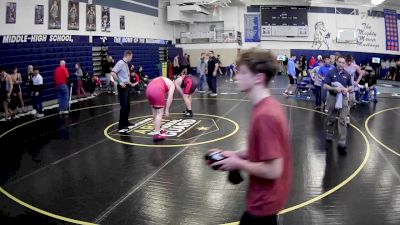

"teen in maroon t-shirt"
[208, 48, 292, 225]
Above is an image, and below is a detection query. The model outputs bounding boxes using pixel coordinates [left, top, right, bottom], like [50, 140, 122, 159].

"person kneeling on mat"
[145, 76, 175, 142]
[174, 74, 199, 117]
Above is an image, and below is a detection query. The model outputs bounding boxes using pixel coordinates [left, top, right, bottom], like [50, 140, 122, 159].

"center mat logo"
[131, 118, 209, 137]
[104, 114, 239, 147]
[124, 117, 218, 139]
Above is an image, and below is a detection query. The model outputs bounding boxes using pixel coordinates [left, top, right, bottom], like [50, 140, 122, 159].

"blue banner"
[92, 36, 169, 45]
[384, 9, 398, 51]
[244, 14, 260, 42]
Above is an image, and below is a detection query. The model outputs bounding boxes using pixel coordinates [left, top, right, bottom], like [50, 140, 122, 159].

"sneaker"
[345, 116, 350, 124]
[198, 90, 206, 94]
[118, 128, 129, 134]
[14, 115, 20, 119]
[315, 106, 321, 111]
[210, 93, 218, 97]
[0, 118, 6, 122]
[338, 145, 347, 155]
[185, 111, 193, 118]
[36, 113, 44, 118]
[373, 99, 378, 103]
[283, 91, 288, 96]
[153, 133, 166, 142]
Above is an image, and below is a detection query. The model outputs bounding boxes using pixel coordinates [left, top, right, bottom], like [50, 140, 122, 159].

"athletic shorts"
[12, 84, 21, 94]
[0, 93, 6, 103]
[182, 75, 199, 95]
[288, 75, 295, 84]
[146, 77, 168, 108]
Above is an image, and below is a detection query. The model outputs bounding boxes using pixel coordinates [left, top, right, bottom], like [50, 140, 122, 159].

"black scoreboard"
[260, 6, 309, 37]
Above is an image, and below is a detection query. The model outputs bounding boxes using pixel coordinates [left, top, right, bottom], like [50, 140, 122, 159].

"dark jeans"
[198, 74, 206, 91]
[314, 85, 322, 107]
[117, 85, 131, 130]
[32, 93, 43, 114]
[206, 75, 217, 93]
[173, 66, 180, 75]
[240, 212, 277, 225]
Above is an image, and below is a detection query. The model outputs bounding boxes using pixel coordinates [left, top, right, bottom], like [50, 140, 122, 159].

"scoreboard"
[261, 6, 309, 37]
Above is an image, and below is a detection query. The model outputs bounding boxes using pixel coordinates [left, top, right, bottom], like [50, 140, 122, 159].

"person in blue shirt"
[283, 55, 296, 96]
[323, 55, 352, 154]
[319, 55, 335, 111]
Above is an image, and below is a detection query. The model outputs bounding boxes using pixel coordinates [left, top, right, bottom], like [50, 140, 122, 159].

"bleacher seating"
[0, 41, 181, 107]
[0, 42, 93, 105]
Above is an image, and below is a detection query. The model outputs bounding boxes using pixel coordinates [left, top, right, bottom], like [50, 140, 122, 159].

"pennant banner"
[384, 9, 398, 51]
[244, 14, 260, 42]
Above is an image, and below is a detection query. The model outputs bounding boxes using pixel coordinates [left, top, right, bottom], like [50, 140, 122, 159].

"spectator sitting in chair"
[357, 67, 378, 103]
[357, 67, 371, 104]
[129, 65, 140, 94]
[138, 65, 148, 87]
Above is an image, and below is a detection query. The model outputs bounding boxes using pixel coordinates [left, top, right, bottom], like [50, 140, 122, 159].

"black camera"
[205, 152, 243, 185]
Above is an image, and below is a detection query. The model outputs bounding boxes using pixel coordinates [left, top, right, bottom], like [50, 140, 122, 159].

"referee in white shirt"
[111, 50, 135, 133]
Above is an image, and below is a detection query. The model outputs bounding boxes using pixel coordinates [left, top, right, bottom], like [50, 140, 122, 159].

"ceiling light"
[371, 0, 385, 5]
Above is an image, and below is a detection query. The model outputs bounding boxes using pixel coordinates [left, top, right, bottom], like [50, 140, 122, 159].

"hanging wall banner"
[86, 4, 96, 31]
[48, 0, 61, 29]
[92, 36, 169, 45]
[68, 1, 79, 30]
[244, 14, 260, 42]
[6, 2, 16, 24]
[120, 15, 125, 30]
[35, 5, 44, 24]
[101, 6, 110, 32]
[384, 9, 398, 51]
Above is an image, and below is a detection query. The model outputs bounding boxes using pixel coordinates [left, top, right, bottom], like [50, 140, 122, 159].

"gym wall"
[241, 4, 400, 55]
[0, 0, 173, 40]
[177, 3, 399, 56]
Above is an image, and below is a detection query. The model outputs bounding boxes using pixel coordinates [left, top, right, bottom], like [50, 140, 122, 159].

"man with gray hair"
[53, 60, 70, 114]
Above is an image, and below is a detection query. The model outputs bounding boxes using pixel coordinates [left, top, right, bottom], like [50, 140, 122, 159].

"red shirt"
[246, 97, 292, 216]
[53, 66, 69, 86]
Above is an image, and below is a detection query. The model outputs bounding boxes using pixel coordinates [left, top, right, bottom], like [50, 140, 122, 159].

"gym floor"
[0, 76, 399, 225]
